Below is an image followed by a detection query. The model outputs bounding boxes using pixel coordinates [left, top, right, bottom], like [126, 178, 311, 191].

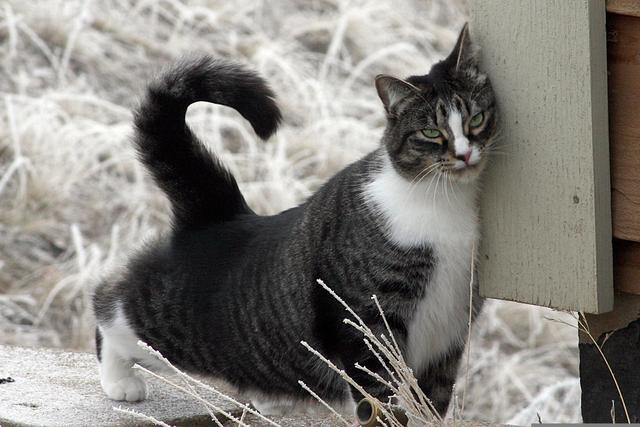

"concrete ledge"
[0, 345, 357, 427]
[0, 345, 239, 426]
[0, 345, 504, 427]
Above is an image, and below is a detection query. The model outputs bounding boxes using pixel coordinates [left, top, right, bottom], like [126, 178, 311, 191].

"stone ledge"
[0, 345, 236, 426]
[0, 345, 353, 427]
[0, 345, 504, 427]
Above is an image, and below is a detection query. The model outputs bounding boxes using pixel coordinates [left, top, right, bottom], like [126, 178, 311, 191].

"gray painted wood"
[469, 0, 613, 313]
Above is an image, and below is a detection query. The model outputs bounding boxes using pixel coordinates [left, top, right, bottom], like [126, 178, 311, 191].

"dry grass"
[0, 0, 580, 424]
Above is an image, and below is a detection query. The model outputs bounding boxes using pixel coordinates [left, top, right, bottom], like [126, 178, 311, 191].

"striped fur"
[93, 24, 496, 416]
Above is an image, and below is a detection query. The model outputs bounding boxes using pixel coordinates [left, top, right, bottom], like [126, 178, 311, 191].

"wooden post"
[470, 0, 640, 422]
[469, 0, 613, 313]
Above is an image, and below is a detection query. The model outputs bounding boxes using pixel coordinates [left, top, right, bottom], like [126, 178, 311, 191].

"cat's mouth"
[442, 161, 483, 182]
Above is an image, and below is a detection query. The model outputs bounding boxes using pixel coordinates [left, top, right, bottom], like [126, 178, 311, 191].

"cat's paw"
[102, 375, 148, 402]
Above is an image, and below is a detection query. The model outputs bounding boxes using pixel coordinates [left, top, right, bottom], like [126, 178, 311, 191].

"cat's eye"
[470, 112, 484, 128]
[421, 129, 441, 139]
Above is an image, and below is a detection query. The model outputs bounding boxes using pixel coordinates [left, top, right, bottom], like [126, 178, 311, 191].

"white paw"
[102, 375, 148, 402]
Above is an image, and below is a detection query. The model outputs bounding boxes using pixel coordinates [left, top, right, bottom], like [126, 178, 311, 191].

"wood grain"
[607, 0, 640, 18]
[470, 0, 613, 313]
[613, 239, 640, 295]
[608, 13, 640, 241]
[582, 291, 640, 341]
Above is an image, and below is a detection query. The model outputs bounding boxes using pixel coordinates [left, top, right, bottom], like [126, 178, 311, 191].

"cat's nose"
[455, 150, 472, 165]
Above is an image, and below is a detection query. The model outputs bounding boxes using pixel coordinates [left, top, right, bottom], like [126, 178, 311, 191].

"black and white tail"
[134, 56, 282, 228]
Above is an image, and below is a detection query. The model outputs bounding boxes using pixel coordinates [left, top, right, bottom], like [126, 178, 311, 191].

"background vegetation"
[0, 0, 580, 423]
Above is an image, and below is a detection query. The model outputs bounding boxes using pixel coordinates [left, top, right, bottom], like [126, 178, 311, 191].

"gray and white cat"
[93, 24, 497, 417]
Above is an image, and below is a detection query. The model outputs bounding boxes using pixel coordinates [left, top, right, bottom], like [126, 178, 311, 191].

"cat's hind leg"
[96, 306, 148, 402]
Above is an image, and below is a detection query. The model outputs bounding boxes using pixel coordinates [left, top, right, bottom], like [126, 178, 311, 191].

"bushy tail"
[134, 56, 281, 228]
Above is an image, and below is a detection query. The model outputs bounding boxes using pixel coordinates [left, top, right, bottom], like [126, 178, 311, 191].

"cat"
[93, 23, 497, 417]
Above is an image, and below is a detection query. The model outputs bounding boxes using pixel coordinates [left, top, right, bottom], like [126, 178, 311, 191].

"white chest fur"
[363, 155, 479, 374]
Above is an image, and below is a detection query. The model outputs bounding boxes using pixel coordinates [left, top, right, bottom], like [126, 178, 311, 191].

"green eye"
[421, 128, 441, 139]
[470, 112, 484, 127]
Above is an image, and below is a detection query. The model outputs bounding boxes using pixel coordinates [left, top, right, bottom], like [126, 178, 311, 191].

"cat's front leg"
[97, 327, 148, 402]
[416, 346, 464, 417]
[342, 351, 395, 408]
[95, 305, 160, 402]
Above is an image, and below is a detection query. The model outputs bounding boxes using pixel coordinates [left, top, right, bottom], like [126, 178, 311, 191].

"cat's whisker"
[411, 163, 442, 187]
[416, 167, 439, 192]
[431, 171, 442, 207]
[447, 172, 460, 205]
[485, 151, 509, 157]
[443, 171, 452, 205]
[486, 133, 510, 147]
[486, 146, 511, 155]
[485, 145, 507, 153]
[400, 163, 441, 211]
[484, 142, 511, 157]
[486, 138, 511, 148]
[405, 167, 439, 219]
[422, 168, 440, 198]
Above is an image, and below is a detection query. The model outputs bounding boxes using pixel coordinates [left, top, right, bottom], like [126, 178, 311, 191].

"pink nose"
[456, 150, 472, 165]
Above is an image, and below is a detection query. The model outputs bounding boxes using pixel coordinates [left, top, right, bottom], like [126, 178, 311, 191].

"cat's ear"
[375, 75, 420, 113]
[444, 23, 479, 71]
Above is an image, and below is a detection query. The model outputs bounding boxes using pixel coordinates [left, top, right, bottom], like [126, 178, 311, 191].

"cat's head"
[376, 24, 497, 184]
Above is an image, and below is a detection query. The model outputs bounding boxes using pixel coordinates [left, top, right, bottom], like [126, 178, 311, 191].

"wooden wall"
[610, 13, 640, 244]
[608, 10, 640, 296]
[580, 6, 640, 422]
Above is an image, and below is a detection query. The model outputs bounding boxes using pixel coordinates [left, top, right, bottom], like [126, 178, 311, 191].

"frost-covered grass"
[0, 0, 580, 424]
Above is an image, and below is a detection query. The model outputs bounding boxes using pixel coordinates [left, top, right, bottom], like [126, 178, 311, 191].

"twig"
[576, 314, 630, 424]
[136, 341, 282, 427]
[113, 406, 173, 427]
[460, 241, 476, 416]
[134, 364, 249, 427]
[546, 313, 630, 423]
[298, 380, 351, 427]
